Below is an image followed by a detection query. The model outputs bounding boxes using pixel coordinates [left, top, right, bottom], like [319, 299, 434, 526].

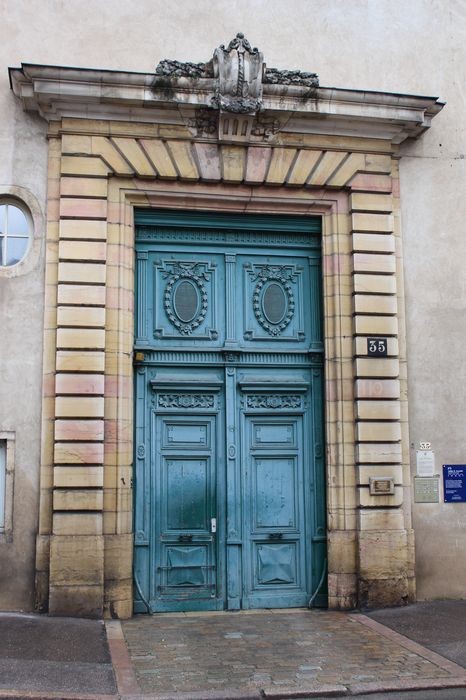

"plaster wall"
[0, 0, 464, 607]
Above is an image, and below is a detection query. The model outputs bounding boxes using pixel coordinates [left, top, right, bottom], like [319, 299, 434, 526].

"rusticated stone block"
[327, 530, 357, 574]
[60, 177, 108, 198]
[355, 379, 400, 399]
[358, 576, 410, 608]
[356, 399, 401, 421]
[354, 295, 397, 315]
[354, 358, 399, 379]
[53, 512, 102, 535]
[59, 219, 107, 240]
[34, 534, 51, 613]
[352, 212, 394, 233]
[61, 156, 110, 177]
[353, 274, 397, 295]
[53, 489, 103, 511]
[356, 442, 402, 463]
[104, 533, 133, 581]
[54, 466, 103, 488]
[358, 485, 403, 507]
[357, 464, 403, 485]
[55, 396, 105, 418]
[358, 507, 405, 531]
[352, 233, 395, 253]
[350, 193, 392, 213]
[55, 374, 105, 395]
[356, 420, 401, 442]
[60, 197, 107, 219]
[103, 578, 133, 619]
[354, 315, 398, 336]
[359, 530, 409, 580]
[55, 420, 104, 442]
[56, 351, 105, 373]
[59, 240, 107, 262]
[327, 573, 358, 609]
[50, 534, 104, 586]
[106, 595, 133, 620]
[49, 584, 103, 618]
[54, 442, 104, 465]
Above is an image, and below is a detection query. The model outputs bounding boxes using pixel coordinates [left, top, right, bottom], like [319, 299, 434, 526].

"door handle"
[211, 518, 217, 533]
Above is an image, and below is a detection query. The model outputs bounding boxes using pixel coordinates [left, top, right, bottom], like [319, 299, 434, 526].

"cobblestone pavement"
[121, 609, 457, 695]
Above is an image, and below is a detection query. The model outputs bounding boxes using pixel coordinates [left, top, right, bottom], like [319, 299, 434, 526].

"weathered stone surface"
[328, 530, 358, 574]
[359, 576, 410, 608]
[104, 533, 133, 581]
[49, 584, 104, 618]
[359, 530, 409, 580]
[327, 573, 358, 609]
[50, 535, 104, 586]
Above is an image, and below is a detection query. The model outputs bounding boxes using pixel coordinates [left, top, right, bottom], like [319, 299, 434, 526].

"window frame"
[0, 187, 43, 278]
[0, 200, 32, 268]
[0, 432, 15, 543]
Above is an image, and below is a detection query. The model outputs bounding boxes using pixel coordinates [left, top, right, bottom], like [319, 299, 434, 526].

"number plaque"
[367, 337, 388, 357]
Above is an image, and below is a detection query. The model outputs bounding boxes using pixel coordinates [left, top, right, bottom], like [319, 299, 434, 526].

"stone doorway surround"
[9, 35, 443, 617]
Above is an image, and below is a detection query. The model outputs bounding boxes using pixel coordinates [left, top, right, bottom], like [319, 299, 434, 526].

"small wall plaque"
[416, 450, 435, 477]
[414, 476, 439, 503]
[369, 476, 394, 495]
[367, 337, 388, 357]
[443, 465, 466, 503]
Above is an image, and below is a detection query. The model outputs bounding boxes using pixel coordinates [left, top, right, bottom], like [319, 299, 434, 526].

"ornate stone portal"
[9, 34, 444, 617]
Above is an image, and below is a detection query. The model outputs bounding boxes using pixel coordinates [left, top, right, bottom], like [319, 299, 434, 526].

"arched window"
[0, 201, 32, 267]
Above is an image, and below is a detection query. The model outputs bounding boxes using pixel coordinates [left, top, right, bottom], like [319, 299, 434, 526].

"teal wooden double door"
[134, 210, 326, 613]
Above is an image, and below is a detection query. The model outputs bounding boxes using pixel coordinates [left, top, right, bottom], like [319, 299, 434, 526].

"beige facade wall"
[0, 0, 465, 610]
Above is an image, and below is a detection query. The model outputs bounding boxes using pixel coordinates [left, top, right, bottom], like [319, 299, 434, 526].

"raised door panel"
[237, 254, 313, 349]
[136, 252, 225, 347]
[151, 408, 221, 611]
[240, 389, 309, 609]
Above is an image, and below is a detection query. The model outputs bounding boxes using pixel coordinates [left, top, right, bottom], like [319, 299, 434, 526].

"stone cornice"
[9, 62, 444, 145]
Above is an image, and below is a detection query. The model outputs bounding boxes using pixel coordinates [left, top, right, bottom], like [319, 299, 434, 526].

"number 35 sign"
[367, 337, 388, 357]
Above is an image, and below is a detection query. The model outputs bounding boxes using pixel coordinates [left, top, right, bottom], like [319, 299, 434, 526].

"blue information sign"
[443, 465, 466, 503]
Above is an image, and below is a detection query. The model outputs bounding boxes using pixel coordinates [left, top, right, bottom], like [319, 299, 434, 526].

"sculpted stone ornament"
[155, 59, 210, 80]
[212, 33, 264, 114]
[264, 67, 319, 88]
[153, 34, 319, 140]
[154, 34, 319, 92]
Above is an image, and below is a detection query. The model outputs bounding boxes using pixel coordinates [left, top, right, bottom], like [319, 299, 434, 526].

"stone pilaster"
[48, 144, 108, 616]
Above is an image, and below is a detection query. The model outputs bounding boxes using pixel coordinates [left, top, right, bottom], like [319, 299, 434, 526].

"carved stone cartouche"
[153, 33, 319, 121]
[212, 32, 264, 114]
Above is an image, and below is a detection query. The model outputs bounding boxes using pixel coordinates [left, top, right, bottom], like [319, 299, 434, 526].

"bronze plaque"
[414, 476, 439, 503]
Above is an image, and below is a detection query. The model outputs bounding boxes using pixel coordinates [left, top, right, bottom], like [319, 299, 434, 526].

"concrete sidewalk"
[1, 603, 466, 699]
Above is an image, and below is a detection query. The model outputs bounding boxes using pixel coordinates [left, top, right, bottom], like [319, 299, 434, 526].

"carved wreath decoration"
[251, 265, 296, 336]
[163, 262, 209, 335]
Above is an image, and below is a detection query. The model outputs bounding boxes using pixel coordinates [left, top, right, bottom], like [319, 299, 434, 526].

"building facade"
[1, 1, 465, 617]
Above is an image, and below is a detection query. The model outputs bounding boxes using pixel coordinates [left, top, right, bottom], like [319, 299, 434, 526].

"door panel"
[240, 377, 309, 608]
[134, 211, 325, 613]
[150, 388, 222, 611]
[238, 256, 310, 347]
[151, 254, 224, 345]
